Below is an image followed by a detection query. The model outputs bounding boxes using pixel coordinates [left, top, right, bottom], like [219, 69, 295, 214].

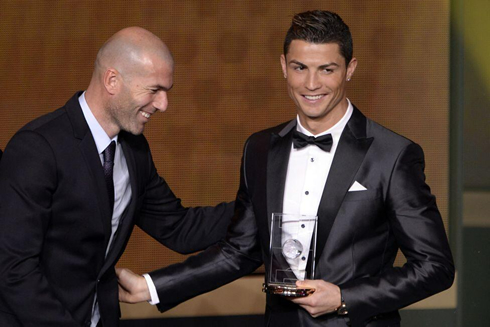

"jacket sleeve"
[0, 131, 81, 327]
[147, 140, 263, 312]
[340, 143, 455, 327]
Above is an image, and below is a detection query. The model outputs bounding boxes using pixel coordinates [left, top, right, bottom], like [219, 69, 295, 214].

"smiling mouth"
[303, 95, 325, 101]
[140, 111, 151, 119]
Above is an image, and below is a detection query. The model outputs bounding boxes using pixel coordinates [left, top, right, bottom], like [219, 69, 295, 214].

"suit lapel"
[66, 92, 112, 244]
[266, 120, 295, 232]
[315, 108, 373, 262]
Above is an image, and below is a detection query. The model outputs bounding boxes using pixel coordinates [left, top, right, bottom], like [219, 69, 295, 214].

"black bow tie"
[292, 130, 333, 152]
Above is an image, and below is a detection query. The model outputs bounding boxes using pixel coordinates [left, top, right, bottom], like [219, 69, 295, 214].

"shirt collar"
[79, 92, 118, 154]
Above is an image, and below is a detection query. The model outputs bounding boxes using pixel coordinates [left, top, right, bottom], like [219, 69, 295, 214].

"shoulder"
[367, 119, 413, 146]
[357, 113, 425, 168]
[359, 110, 417, 153]
[4, 107, 70, 158]
[350, 106, 424, 164]
[245, 120, 294, 149]
[20, 107, 68, 136]
[16, 93, 84, 143]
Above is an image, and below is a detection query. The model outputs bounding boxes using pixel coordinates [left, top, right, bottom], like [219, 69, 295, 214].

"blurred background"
[0, 1, 487, 326]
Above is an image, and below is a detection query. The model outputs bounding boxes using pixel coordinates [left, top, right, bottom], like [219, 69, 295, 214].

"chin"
[133, 128, 145, 135]
[123, 125, 145, 136]
[301, 110, 327, 119]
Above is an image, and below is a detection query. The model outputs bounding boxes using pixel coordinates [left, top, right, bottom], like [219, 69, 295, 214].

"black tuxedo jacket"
[149, 107, 454, 327]
[0, 92, 233, 327]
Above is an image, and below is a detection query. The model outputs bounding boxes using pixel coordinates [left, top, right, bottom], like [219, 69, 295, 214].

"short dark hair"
[283, 10, 353, 64]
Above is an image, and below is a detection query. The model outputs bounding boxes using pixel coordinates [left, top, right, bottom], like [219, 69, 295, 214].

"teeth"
[141, 111, 150, 119]
[304, 95, 323, 100]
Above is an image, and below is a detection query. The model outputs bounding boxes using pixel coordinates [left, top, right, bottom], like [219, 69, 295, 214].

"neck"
[299, 98, 348, 135]
[84, 87, 119, 139]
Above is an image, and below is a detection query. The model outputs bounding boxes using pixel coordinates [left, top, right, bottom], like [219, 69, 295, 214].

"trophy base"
[262, 283, 315, 297]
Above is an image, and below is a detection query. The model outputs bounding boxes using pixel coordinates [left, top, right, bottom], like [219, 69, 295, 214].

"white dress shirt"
[282, 100, 353, 279]
[79, 93, 132, 327]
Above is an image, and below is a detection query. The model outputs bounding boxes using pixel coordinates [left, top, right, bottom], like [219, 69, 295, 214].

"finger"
[290, 296, 309, 304]
[116, 271, 130, 288]
[116, 268, 127, 283]
[290, 292, 318, 306]
[296, 279, 312, 285]
[115, 267, 126, 278]
[118, 284, 129, 302]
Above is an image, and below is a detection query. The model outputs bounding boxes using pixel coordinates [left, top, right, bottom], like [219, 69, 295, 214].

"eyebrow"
[319, 63, 340, 70]
[149, 84, 173, 92]
[289, 59, 340, 69]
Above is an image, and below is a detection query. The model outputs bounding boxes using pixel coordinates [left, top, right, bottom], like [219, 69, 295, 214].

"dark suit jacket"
[0, 92, 233, 327]
[149, 107, 454, 327]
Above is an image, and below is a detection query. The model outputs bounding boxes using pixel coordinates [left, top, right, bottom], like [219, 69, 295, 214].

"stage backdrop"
[0, 0, 449, 278]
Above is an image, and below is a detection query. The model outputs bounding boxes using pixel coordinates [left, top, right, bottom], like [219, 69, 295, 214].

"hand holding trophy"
[262, 213, 318, 297]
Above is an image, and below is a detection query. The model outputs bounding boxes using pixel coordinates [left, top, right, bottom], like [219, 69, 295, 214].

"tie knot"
[292, 130, 333, 152]
[103, 141, 116, 164]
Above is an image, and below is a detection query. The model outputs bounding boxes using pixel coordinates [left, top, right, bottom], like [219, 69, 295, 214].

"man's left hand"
[289, 279, 342, 318]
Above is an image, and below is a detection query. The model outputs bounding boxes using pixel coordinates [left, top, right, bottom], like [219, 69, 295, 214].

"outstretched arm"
[117, 197, 262, 309]
[135, 148, 234, 255]
[118, 140, 263, 311]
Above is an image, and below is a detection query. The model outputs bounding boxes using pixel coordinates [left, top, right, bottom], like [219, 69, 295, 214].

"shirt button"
[305, 191, 309, 195]
[301, 224, 305, 228]
[301, 256, 306, 261]
[311, 158, 314, 162]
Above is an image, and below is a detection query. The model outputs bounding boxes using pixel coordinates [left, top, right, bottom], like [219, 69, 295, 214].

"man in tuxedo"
[0, 27, 232, 327]
[116, 11, 454, 327]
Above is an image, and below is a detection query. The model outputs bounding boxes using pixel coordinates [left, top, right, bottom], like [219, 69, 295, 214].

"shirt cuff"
[142, 273, 160, 305]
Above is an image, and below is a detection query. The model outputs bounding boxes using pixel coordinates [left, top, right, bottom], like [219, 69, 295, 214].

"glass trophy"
[262, 213, 318, 297]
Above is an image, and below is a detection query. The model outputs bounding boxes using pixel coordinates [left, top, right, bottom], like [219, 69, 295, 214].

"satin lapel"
[100, 135, 139, 274]
[266, 128, 294, 233]
[315, 111, 373, 262]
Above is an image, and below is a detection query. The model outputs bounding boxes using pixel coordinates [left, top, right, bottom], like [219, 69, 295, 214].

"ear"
[346, 58, 357, 81]
[103, 68, 119, 95]
[280, 54, 287, 78]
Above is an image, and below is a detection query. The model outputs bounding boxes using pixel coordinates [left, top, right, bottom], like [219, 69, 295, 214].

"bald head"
[94, 27, 173, 80]
[85, 27, 175, 138]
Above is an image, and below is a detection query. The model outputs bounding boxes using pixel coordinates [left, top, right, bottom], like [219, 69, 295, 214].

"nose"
[305, 72, 321, 91]
[153, 91, 168, 112]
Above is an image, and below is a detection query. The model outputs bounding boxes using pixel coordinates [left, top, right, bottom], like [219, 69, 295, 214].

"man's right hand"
[115, 268, 151, 303]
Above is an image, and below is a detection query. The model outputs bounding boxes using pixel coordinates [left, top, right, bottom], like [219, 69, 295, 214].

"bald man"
[0, 27, 232, 327]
